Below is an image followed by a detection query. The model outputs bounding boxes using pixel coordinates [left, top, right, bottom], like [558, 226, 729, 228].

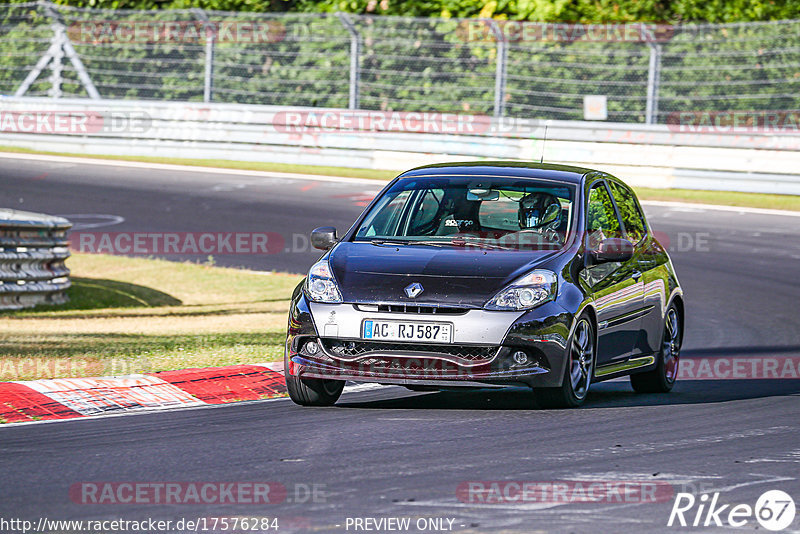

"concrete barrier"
[1, 97, 798, 194]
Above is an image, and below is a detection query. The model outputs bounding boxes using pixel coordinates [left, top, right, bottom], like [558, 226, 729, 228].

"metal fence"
[1, 2, 798, 124]
[0, 209, 71, 311]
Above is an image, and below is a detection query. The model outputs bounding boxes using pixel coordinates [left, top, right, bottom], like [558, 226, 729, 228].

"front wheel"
[631, 304, 681, 393]
[534, 315, 595, 409]
[285, 362, 345, 406]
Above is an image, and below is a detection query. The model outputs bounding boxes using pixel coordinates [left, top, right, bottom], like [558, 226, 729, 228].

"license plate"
[362, 319, 452, 343]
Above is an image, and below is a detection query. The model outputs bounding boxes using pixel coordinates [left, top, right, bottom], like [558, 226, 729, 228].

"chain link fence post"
[484, 20, 507, 118]
[337, 13, 361, 110]
[192, 8, 215, 103]
[44, 1, 100, 99]
[204, 36, 215, 103]
[47, 24, 64, 98]
[645, 42, 662, 124]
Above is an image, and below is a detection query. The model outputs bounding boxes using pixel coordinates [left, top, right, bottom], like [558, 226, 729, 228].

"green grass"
[0, 254, 302, 381]
[633, 187, 800, 212]
[0, 145, 399, 181]
[2, 146, 798, 212]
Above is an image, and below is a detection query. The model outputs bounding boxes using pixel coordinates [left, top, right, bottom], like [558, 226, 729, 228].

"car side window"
[609, 182, 647, 245]
[582, 183, 624, 286]
[586, 183, 622, 245]
[356, 190, 412, 237]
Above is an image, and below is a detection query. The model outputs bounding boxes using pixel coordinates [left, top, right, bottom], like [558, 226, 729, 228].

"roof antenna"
[539, 122, 549, 164]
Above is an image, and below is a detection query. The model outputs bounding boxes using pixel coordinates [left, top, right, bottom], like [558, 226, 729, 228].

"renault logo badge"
[404, 282, 424, 298]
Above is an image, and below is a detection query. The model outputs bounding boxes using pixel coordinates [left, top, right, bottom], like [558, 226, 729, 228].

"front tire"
[285, 359, 345, 406]
[631, 304, 681, 393]
[534, 315, 595, 409]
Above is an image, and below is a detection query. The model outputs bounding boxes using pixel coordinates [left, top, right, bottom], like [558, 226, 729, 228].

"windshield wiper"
[368, 239, 445, 248]
[449, 238, 515, 251]
[368, 238, 521, 250]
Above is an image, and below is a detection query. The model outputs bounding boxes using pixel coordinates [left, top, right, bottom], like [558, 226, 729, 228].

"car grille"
[319, 339, 499, 366]
[354, 304, 469, 315]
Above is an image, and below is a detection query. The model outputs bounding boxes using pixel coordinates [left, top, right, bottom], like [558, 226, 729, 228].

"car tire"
[631, 304, 681, 393]
[534, 315, 595, 409]
[285, 362, 345, 406]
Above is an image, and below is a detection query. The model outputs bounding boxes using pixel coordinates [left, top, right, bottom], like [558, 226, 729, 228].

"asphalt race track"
[1, 155, 800, 533]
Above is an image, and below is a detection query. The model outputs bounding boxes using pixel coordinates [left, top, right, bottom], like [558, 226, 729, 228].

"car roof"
[397, 161, 596, 184]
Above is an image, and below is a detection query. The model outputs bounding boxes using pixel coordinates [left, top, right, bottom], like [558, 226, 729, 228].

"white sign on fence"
[584, 95, 608, 121]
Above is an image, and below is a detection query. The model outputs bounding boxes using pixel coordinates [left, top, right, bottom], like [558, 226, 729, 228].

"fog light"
[304, 340, 319, 355]
[512, 351, 528, 365]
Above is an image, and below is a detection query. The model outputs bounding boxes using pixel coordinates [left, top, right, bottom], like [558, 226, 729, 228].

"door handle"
[632, 270, 642, 281]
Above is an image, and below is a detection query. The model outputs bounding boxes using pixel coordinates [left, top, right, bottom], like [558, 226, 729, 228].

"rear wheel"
[631, 304, 681, 393]
[534, 316, 595, 409]
[284, 356, 345, 406]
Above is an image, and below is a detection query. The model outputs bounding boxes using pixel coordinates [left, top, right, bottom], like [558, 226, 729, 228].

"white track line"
[0, 151, 384, 186]
[4, 151, 800, 218]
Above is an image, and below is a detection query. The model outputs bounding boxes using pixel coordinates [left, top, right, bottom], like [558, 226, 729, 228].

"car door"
[608, 180, 665, 356]
[581, 179, 645, 365]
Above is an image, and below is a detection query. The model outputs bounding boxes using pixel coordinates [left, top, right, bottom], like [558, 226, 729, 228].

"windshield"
[354, 176, 576, 250]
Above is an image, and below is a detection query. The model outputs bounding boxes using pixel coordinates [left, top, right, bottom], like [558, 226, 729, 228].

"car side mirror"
[591, 237, 634, 264]
[311, 227, 337, 250]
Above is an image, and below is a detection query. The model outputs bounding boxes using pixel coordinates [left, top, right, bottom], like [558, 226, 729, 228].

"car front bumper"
[285, 288, 574, 389]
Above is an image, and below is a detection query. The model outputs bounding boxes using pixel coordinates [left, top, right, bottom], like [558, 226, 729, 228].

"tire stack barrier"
[0, 209, 71, 310]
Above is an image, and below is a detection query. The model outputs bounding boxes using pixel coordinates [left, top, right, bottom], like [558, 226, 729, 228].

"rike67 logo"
[668, 490, 796, 531]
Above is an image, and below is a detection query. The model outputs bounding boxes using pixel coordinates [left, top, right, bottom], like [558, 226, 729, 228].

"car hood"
[329, 242, 560, 307]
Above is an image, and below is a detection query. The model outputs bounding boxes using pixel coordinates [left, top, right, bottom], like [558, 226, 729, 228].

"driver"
[518, 192, 562, 238]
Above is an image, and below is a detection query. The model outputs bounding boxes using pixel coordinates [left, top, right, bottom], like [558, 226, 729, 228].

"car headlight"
[485, 269, 557, 310]
[305, 260, 343, 303]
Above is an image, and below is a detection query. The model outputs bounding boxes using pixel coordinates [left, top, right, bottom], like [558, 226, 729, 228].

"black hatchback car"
[284, 162, 684, 408]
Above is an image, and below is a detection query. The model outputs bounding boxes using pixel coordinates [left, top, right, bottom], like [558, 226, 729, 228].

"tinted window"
[587, 183, 622, 244]
[609, 182, 647, 244]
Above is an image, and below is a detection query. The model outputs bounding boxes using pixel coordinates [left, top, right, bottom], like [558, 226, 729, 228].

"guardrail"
[0, 97, 799, 195]
[0, 209, 71, 311]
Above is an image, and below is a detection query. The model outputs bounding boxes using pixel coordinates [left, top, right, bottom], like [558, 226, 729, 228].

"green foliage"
[608, 182, 645, 242]
[1, 3, 797, 121]
[0, 6, 55, 96]
[12, 0, 798, 21]
[587, 184, 619, 234]
[285, 0, 797, 21]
